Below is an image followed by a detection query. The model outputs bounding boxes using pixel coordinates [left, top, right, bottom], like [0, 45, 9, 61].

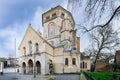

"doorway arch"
[22, 62, 26, 74]
[36, 61, 41, 74]
[28, 59, 33, 74]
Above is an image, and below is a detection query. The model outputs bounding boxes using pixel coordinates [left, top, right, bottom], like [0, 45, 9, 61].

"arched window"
[65, 58, 68, 65]
[72, 58, 76, 65]
[23, 47, 26, 55]
[83, 61, 85, 68]
[29, 41, 32, 54]
[35, 43, 39, 53]
[48, 23, 55, 37]
[80, 62, 83, 68]
[85, 63, 87, 68]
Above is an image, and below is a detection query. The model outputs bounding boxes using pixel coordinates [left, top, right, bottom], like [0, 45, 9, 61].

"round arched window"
[48, 23, 55, 37]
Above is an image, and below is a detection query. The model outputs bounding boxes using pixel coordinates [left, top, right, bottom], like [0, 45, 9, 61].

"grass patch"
[10, 78, 18, 80]
[87, 72, 120, 80]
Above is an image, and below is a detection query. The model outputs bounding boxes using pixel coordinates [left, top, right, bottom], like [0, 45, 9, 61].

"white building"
[0, 60, 3, 73]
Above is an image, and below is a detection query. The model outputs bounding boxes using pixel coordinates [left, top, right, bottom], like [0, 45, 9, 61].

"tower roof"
[42, 5, 75, 27]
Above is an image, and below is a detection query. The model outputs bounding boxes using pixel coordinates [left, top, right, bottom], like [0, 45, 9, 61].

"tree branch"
[84, 5, 120, 32]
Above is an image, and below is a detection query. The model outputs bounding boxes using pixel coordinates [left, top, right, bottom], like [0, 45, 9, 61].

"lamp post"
[33, 52, 36, 78]
[14, 38, 16, 73]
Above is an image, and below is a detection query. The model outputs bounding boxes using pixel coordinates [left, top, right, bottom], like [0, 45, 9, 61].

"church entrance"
[22, 62, 26, 74]
[36, 61, 41, 74]
[28, 59, 33, 74]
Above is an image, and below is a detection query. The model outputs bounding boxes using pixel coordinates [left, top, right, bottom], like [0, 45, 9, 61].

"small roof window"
[46, 16, 50, 20]
[52, 13, 57, 17]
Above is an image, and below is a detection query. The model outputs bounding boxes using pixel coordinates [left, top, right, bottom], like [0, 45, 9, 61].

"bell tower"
[42, 5, 75, 47]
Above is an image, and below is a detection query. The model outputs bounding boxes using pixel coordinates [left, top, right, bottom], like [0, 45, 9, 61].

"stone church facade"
[19, 5, 80, 74]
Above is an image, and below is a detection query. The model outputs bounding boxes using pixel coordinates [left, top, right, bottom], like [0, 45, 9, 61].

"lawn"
[87, 72, 120, 80]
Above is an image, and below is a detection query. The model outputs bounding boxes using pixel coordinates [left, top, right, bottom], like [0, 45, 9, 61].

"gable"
[19, 25, 53, 51]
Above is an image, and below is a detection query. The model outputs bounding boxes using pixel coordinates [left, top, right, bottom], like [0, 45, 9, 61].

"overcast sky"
[1, 0, 119, 58]
[0, 0, 89, 58]
[0, 0, 66, 58]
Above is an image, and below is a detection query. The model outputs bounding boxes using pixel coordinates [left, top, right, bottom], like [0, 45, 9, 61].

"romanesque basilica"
[19, 5, 81, 74]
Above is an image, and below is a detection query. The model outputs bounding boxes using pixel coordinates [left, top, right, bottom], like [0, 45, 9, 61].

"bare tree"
[87, 25, 120, 71]
[67, 0, 120, 32]
[67, 0, 120, 71]
[100, 53, 114, 64]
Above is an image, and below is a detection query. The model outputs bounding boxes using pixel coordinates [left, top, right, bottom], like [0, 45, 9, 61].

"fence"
[83, 72, 120, 80]
[83, 72, 95, 80]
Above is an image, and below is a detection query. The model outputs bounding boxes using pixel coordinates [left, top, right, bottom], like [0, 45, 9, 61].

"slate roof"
[81, 52, 90, 60]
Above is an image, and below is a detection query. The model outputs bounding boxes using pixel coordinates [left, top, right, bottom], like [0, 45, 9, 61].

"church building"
[19, 5, 81, 74]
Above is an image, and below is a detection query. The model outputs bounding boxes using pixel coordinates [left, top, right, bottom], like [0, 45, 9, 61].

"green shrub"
[87, 72, 120, 80]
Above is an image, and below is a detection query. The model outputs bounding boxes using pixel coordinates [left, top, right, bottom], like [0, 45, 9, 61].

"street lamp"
[14, 38, 16, 73]
[33, 52, 36, 78]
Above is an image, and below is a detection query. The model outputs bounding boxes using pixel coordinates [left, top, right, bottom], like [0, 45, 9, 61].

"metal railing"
[83, 72, 95, 80]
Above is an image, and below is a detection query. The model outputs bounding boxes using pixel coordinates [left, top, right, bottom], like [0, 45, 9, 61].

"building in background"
[0, 58, 4, 74]
[1, 58, 18, 68]
[95, 60, 107, 72]
[80, 52, 91, 71]
[0, 58, 19, 73]
[19, 5, 81, 75]
[114, 50, 120, 71]
[115, 50, 120, 64]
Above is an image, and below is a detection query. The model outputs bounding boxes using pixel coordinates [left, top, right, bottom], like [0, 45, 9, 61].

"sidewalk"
[18, 74, 56, 80]
[80, 73, 87, 80]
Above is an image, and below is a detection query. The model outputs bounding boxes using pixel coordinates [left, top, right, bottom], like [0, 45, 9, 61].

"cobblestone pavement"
[0, 73, 80, 80]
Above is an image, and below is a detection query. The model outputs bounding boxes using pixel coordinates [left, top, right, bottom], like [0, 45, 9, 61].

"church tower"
[19, 5, 81, 75]
[42, 5, 76, 47]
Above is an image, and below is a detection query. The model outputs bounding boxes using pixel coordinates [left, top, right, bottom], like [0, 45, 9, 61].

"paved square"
[0, 73, 80, 80]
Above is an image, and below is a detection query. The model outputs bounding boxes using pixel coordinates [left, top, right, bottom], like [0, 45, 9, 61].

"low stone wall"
[3, 68, 18, 73]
